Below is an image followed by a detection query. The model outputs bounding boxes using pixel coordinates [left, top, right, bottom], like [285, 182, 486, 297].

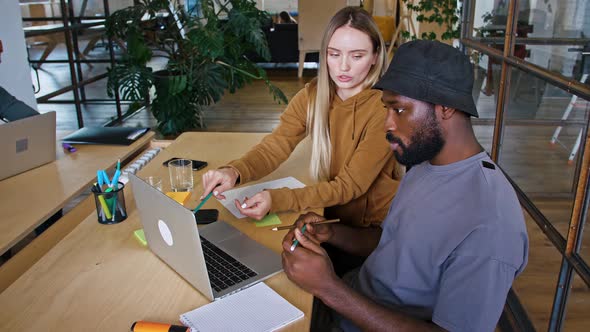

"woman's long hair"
[307, 6, 387, 181]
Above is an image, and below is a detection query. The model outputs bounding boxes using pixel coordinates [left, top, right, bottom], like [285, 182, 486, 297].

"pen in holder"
[92, 182, 127, 224]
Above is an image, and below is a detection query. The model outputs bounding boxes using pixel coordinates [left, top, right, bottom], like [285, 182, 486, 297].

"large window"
[462, 0, 590, 330]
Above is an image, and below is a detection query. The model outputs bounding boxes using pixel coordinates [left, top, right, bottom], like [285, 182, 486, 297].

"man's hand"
[201, 167, 239, 200]
[281, 225, 339, 296]
[283, 212, 335, 244]
[235, 190, 272, 220]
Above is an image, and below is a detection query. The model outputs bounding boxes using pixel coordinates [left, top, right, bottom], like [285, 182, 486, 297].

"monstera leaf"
[187, 28, 225, 60]
[105, 5, 147, 40]
[106, 65, 153, 101]
[192, 63, 227, 106]
[226, 9, 271, 61]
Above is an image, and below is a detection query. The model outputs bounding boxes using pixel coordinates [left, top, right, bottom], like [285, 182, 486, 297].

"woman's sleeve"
[270, 105, 392, 212]
[227, 88, 309, 183]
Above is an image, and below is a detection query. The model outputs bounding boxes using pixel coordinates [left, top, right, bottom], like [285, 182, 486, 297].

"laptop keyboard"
[200, 237, 258, 292]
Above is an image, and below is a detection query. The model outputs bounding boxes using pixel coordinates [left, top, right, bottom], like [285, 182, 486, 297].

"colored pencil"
[272, 218, 340, 231]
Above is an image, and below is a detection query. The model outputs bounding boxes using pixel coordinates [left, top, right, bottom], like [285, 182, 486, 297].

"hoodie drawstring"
[352, 99, 357, 140]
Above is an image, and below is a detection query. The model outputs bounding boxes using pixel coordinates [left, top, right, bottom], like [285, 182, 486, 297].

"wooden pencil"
[271, 218, 340, 231]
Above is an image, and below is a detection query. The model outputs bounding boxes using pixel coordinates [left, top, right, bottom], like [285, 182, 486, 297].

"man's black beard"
[386, 112, 445, 167]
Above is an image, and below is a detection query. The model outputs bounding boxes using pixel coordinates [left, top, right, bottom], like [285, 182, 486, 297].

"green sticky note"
[134, 229, 147, 246]
[254, 213, 282, 227]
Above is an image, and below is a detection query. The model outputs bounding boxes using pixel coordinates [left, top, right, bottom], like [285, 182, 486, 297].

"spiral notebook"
[180, 282, 303, 332]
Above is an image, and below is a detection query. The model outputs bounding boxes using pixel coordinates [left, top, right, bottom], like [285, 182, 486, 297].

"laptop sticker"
[16, 138, 28, 153]
[158, 219, 174, 246]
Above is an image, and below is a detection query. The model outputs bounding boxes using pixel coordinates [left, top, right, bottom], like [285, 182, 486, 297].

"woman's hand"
[201, 167, 239, 200]
[235, 190, 272, 220]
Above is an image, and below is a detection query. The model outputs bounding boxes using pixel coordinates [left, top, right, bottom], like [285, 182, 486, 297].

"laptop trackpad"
[200, 221, 242, 242]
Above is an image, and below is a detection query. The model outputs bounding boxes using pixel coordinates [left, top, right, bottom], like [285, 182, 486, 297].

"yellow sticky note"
[134, 229, 147, 246]
[166, 191, 192, 205]
[255, 213, 282, 227]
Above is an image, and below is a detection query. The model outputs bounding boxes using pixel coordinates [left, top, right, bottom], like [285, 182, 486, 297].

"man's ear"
[438, 105, 457, 120]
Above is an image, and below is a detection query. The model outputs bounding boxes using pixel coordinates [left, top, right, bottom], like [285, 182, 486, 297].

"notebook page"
[180, 282, 304, 332]
[219, 177, 305, 218]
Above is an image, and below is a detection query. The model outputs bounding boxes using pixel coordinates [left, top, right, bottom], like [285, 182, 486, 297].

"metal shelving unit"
[22, 0, 122, 128]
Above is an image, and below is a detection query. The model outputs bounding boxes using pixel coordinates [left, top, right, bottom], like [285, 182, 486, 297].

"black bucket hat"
[374, 40, 479, 117]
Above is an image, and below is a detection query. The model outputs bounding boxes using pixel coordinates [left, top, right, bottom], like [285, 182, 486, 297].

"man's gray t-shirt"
[341, 152, 529, 332]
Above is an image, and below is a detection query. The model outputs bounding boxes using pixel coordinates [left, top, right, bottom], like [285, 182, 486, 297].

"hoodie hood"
[332, 88, 382, 140]
[332, 88, 380, 108]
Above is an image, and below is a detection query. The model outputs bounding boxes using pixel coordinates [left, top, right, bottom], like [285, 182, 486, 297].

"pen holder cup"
[92, 182, 127, 224]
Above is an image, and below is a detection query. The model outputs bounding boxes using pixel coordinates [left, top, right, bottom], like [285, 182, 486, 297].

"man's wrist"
[316, 275, 348, 306]
[324, 224, 338, 245]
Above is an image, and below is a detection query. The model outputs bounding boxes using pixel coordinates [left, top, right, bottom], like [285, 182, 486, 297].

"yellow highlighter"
[97, 195, 113, 220]
[133, 229, 147, 246]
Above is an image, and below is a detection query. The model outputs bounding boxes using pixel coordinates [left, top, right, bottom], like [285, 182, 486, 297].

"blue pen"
[111, 169, 121, 187]
[109, 161, 122, 221]
[290, 224, 307, 251]
[100, 170, 111, 190]
[110, 160, 122, 187]
[97, 171, 104, 189]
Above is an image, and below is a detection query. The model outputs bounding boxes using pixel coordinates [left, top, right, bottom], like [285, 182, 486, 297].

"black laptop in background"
[62, 127, 149, 145]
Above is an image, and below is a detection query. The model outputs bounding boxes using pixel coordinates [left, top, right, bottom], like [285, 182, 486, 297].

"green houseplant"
[401, 0, 462, 41]
[105, 0, 287, 136]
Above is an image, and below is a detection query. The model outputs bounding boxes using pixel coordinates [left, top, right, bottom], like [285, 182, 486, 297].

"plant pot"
[154, 70, 187, 96]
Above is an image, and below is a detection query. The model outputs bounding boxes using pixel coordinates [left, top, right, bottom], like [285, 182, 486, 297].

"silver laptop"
[0, 112, 56, 180]
[129, 174, 283, 301]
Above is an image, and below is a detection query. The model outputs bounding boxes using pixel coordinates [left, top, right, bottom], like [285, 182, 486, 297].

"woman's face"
[327, 25, 377, 100]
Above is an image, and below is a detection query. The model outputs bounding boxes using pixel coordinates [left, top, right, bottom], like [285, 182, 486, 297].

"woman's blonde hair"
[307, 7, 387, 181]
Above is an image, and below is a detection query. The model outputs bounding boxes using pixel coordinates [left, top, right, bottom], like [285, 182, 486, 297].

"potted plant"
[105, 0, 287, 136]
[400, 0, 462, 42]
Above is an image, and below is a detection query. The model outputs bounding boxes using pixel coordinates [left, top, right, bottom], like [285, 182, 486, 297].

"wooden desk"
[0, 132, 315, 331]
[0, 131, 154, 256]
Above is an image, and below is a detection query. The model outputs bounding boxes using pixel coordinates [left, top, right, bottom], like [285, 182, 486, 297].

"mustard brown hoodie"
[227, 84, 399, 226]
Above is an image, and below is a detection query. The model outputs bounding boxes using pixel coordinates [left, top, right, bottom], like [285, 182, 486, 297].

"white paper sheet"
[219, 177, 305, 218]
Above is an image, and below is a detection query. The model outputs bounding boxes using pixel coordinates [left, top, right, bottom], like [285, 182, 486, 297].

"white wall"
[70, 0, 134, 16]
[260, 0, 298, 14]
[259, 0, 360, 14]
[0, 1, 37, 110]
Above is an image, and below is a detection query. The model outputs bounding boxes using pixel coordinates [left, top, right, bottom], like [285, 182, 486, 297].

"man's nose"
[385, 109, 397, 132]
